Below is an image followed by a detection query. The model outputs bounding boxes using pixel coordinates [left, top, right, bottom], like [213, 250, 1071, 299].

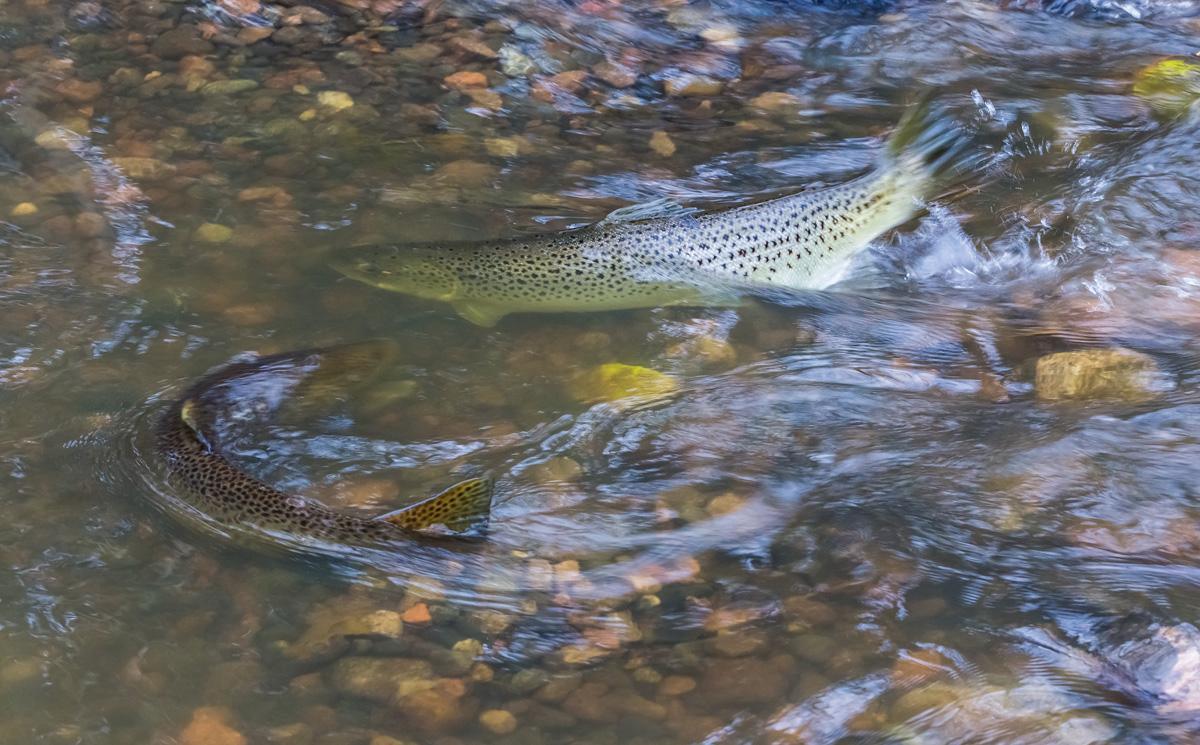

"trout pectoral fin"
[452, 301, 506, 327]
[377, 477, 494, 534]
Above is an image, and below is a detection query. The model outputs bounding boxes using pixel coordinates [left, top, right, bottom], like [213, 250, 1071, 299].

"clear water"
[3, 1, 1200, 743]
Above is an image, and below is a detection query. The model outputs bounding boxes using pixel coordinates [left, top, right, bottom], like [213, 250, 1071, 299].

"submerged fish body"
[155, 340, 493, 549]
[331, 97, 970, 326]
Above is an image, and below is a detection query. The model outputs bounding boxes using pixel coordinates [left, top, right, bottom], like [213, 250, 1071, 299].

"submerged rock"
[567, 363, 679, 403]
[179, 707, 246, 745]
[1132, 58, 1200, 118]
[1034, 348, 1163, 401]
[329, 657, 435, 704]
[1112, 623, 1200, 714]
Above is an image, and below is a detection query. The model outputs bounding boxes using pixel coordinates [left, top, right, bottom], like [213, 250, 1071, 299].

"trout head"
[330, 245, 462, 301]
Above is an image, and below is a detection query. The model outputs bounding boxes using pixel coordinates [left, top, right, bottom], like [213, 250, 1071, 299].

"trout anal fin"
[377, 477, 494, 535]
[452, 301, 506, 328]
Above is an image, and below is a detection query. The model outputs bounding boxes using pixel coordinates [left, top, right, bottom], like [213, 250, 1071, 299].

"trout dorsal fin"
[598, 197, 698, 226]
[377, 477, 494, 534]
[180, 398, 214, 453]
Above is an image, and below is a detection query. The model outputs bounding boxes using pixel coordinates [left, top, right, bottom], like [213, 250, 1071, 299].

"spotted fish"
[155, 340, 493, 547]
[331, 96, 971, 326]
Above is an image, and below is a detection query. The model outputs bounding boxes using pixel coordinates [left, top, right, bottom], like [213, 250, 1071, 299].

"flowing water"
[3, 0, 1200, 743]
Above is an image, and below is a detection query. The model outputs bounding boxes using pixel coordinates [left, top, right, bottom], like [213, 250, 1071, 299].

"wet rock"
[263, 722, 313, 745]
[464, 88, 503, 111]
[698, 657, 787, 706]
[10, 202, 38, 218]
[567, 363, 679, 403]
[318, 91, 355, 111]
[1132, 57, 1200, 118]
[394, 682, 476, 734]
[750, 91, 800, 112]
[708, 630, 769, 658]
[180, 707, 246, 745]
[237, 27, 274, 45]
[444, 71, 488, 90]
[329, 657, 435, 704]
[478, 709, 517, 734]
[111, 157, 176, 181]
[153, 26, 215, 59]
[195, 223, 234, 244]
[484, 136, 532, 158]
[450, 35, 499, 59]
[705, 492, 747, 517]
[659, 675, 697, 696]
[202, 80, 260, 96]
[432, 160, 497, 188]
[594, 60, 638, 88]
[649, 130, 676, 157]
[0, 657, 42, 691]
[663, 74, 723, 97]
[400, 603, 431, 625]
[890, 647, 953, 687]
[286, 599, 403, 664]
[1034, 348, 1162, 401]
[55, 78, 103, 104]
[1113, 623, 1200, 714]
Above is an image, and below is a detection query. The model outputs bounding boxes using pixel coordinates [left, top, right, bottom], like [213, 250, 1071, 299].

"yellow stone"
[567, 363, 679, 403]
[10, 202, 38, 217]
[478, 709, 518, 735]
[298, 108, 317, 121]
[750, 91, 800, 112]
[195, 223, 234, 244]
[1034, 348, 1161, 401]
[649, 130, 676, 157]
[1133, 58, 1200, 117]
[317, 90, 354, 111]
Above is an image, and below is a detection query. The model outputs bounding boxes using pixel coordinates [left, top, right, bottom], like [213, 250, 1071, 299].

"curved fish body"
[331, 98, 971, 326]
[155, 341, 493, 548]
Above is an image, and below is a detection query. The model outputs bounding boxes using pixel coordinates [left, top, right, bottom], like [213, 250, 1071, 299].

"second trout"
[331, 97, 971, 327]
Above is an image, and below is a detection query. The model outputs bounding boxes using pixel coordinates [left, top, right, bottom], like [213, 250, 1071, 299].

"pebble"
[195, 223, 234, 244]
[1034, 348, 1163, 401]
[317, 91, 355, 111]
[202, 80, 260, 96]
[698, 657, 786, 706]
[55, 78, 103, 104]
[10, 202, 38, 218]
[152, 26, 215, 59]
[705, 492, 746, 517]
[658, 675, 697, 696]
[179, 707, 246, 745]
[567, 363, 679, 403]
[593, 60, 638, 88]
[329, 657, 435, 704]
[400, 603, 432, 624]
[478, 709, 518, 735]
[432, 159, 497, 188]
[484, 136, 531, 158]
[649, 130, 676, 157]
[450, 35, 499, 59]
[111, 157, 176, 181]
[663, 74, 723, 97]
[750, 91, 800, 112]
[444, 71, 488, 90]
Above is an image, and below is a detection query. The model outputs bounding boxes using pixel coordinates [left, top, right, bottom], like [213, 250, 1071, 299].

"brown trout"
[331, 96, 970, 326]
[155, 340, 493, 546]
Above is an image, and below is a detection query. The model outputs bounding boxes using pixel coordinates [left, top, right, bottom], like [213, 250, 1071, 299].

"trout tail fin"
[376, 477, 494, 535]
[881, 92, 976, 194]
